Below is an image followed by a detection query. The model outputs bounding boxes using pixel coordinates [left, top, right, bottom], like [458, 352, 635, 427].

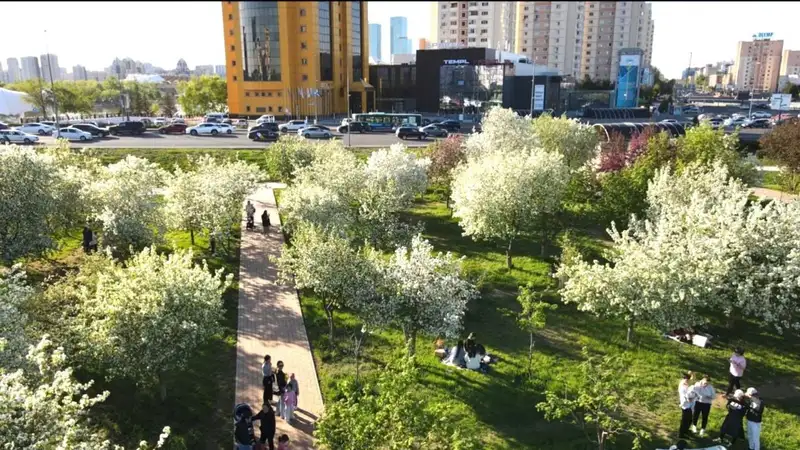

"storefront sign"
[443, 59, 470, 65]
[752, 32, 773, 40]
[533, 85, 545, 111]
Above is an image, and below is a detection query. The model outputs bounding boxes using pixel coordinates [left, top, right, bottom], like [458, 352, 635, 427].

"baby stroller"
[246, 214, 255, 231]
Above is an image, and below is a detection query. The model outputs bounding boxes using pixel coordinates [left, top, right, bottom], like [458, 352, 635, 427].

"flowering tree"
[274, 224, 380, 344]
[426, 136, 466, 210]
[0, 269, 31, 369]
[375, 235, 477, 356]
[596, 131, 628, 173]
[451, 150, 570, 268]
[47, 247, 230, 398]
[464, 107, 536, 159]
[90, 155, 167, 254]
[264, 136, 343, 182]
[531, 114, 600, 170]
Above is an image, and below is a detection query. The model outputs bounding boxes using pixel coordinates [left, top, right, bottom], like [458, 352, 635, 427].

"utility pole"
[529, 18, 537, 116]
[44, 30, 60, 135]
[346, 74, 351, 148]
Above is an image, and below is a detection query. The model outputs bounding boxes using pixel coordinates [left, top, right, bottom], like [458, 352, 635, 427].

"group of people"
[436, 332, 492, 372]
[677, 347, 764, 449]
[233, 402, 289, 450]
[246, 200, 270, 233]
[261, 355, 300, 424]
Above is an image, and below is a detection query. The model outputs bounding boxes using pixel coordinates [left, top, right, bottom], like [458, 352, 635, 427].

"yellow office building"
[222, 1, 371, 118]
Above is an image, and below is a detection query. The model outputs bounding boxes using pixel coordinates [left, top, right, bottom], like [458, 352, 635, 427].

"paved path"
[751, 187, 799, 202]
[235, 182, 323, 449]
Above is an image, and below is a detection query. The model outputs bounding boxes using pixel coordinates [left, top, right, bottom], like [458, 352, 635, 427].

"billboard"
[533, 85, 545, 111]
[616, 53, 641, 108]
[771, 93, 791, 110]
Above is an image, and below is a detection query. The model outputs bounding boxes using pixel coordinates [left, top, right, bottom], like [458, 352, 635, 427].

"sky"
[1, 2, 799, 79]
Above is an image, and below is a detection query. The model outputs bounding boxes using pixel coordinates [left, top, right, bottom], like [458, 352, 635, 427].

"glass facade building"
[390, 17, 411, 56]
[239, 1, 281, 81]
[352, 2, 364, 81]
[318, 2, 333, 81]
[369, 23, 382, 62]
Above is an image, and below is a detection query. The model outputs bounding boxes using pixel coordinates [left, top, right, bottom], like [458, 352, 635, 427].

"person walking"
[281, 382, 298, 424]
[253, 403, 276, 450]
[261, 209, 270, 234]
[274, 361, 287, 417]
[82, 226, 93, 253]
[246, 200, 256, 231]
[719, 389, 748, 446]
[262, 355, 273, 405]
[678, 372, 697, 438]
[745, 387, 764, 450]
[692, 374, 715, 437]
[726, 347, 747, 395]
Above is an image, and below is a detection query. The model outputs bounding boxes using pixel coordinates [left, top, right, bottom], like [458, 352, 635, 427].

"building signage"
[443, 59, 470, 65]
[771, 93, 791, 110]
[533, 84, 545, 111]
[429, 42, 466, 50]
[752, 32, 773, 40]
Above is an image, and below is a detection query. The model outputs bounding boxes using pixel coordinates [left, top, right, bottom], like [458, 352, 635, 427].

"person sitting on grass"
[464, 345, 484, 371]
[443, 340, 466, 368]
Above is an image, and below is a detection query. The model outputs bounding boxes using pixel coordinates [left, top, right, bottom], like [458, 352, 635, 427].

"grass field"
[22, 228, 241, 449]
[280, 191, 800, 450]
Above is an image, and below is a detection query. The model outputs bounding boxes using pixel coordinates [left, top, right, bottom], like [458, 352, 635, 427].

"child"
[277, 434, 290, 450]
[281, 382, 298, 423]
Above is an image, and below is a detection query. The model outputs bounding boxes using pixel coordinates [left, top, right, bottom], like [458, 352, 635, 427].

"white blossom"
[530, 114, 600, 170]
[464, 107, 536, 159]
[0, 268, 31, 369]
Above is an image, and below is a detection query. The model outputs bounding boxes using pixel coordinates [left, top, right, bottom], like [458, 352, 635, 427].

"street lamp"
[44, 30, 60, 133]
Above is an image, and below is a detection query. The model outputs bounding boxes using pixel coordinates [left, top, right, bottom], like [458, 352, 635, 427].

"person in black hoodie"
[719, 389, 748, 447]
[253, 403, 277, 450]
[82, 226, 93, 253]
[233, 403, 256, 449]
[745, 387, 764, 450]
[274, 361, 287, 417]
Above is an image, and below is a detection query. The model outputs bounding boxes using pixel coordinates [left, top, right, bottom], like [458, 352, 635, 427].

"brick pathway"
[751, 187, 799, 202]
[235, 183, 323, 449]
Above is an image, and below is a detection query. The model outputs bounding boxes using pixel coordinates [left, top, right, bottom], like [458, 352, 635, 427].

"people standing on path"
[726, 347, 747, 395]
[692, 374, 715, 437]
[719, 389, 748, 446]
[234, 403, 257, 450]
[678, 372, 697, 438]
[262, 355, 273, 404]
[246, 200, 256, 231]
[281, 381, 298, 424]
[261, 209, 270, 234]
[745, 387, 764, 450]
[253, 403, 276, 450]
[277, 434, 290, 450]
[274, 361, 287, 416]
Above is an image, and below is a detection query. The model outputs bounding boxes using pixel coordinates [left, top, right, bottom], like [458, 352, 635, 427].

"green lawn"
[285, 193, 800, 450]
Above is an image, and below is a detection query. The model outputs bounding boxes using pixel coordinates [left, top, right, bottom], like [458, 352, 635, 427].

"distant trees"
[760, 119, 800, 192]
[177, 75, 227, 116]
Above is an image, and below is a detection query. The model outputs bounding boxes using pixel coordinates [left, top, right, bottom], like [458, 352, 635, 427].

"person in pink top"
[281, 377, 298, 423]
[726, 347, 747, 395]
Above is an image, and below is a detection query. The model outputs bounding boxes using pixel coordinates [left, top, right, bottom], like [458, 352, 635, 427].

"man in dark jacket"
[275, 361, 287, 416]
[82, 226, 93, 253]
[261, 209, 270, 234]
[253, 403, 276, 450]
[233, 403, 256, 449]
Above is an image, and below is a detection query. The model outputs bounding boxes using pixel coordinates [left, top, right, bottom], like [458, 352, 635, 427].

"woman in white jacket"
[691, 374, 715, 437]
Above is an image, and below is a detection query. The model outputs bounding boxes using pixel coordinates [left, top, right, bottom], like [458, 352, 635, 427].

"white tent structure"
[0, 87, 35, 116]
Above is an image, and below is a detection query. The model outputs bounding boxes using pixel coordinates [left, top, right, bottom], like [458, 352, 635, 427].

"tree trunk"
[598, 431, 605, 450]
[354, 329, 367, 386]
[324, 302, 335, 344]
[403, 326, 418, 356]
[190, 228, 194, 246]
[626, 317, 635, 343]
[506, 239, 514, 269]
[527, 332, 535, 378]
[158, 372, 167, 402]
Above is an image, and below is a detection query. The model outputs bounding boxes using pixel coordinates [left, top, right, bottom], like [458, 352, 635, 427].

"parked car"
[205, 113, 227, 122]
[217, 123, 235, 134]
[153, 117, 168, 126]
[139, 118, 153, 127]
[395, 126, 425, 140]
[279, 120, 308, 133]
[186, 123, 223, 136]
[256, 115, 276, 125]
[0, 129, 39, 144]
[724, 117, 748, 127]
[659, 119, 679, 124]
[16, 123, 55, 135]
[750, 111, 772, 119]
[71, 123, 110, 137]
[40, 121, 57, 127]
[0, 121, 8, 130]
[707, 118, 723, 129]
[420, 124, 448, 138]
[171, 117, 186, 124]
[235, 119, 249, 128]
[438, 120, 462, 132]
[54, 127, 94, 141]
[248, 123, 279, 141]
[298, 126, 333, 139]
[158, 123, 188, 134]
[743, 118, 771, 129]
[337, 121, 371, 133]
[108, 121, 146, 136]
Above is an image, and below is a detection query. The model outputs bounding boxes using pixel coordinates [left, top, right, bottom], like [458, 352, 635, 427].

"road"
[35, 130, 438, 148]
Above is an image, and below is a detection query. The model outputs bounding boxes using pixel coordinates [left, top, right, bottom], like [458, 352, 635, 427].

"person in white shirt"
[691, 374, 715, 437]
[678, 372, 697, 438]
[726, 347, 747, 396]
[464, 346, 483, 371]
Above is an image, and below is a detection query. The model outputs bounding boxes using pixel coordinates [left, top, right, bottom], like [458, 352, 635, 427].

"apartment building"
[40, 53, 60, 83]
[779, 50, 800, 77]
[6, 58, 21, 83]
[432, 1, 516, 51]
[222, 1, 370, 117]
[20, 56, 40, 81]
[732, 38, 783, 93]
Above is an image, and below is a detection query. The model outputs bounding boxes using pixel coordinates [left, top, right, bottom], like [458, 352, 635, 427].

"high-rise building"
[215, 65, 226, 76]
[222, 1, 370, 117]
[176, 59, 190, 74]
[195, 65, 215, 75]
[390, 16, 411, 56]
[732, 37, 783, 93]
[20, 56, 40, 81]
[779, 50, 800, 77]
[40, 53, 60, 82]
[6, 58, 21, 83]
[369, 23, 382, 62]
[432, 2, 516, 51]
[72, 65, 88, 81]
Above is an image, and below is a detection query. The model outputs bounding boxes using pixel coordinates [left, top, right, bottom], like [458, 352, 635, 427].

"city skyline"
[1, 2, 800, 80]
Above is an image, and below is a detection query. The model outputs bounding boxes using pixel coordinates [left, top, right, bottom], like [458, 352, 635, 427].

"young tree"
[516, 283, 557, 378]
[531, 114, 600, 170]
[464, 107, 536, 159]
[536, 348, 650, 450]
[7, 79, 49, 115]
[263, 135, 326, 182]
[90, 155, 166, 254]
[46, 247, 230, 399]
[451, 150, 570, 268]
[159, 93, 177, 117]
[677, 122, 755, 183]
[315, 357, 480, 450]
[375, 235, 477, 356]
[176, 75, 227, 116]
[759, 119, 800, 192]
[596, 130, 628, 173]
[0, 336, 171, 449]
[426, 135, 465, 209]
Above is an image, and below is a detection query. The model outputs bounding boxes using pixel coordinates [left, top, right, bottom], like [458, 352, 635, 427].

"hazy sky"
[1, 2, 798, 79]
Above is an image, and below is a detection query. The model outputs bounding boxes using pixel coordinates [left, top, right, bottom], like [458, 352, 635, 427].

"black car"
[395, 126, 425, 140]
[71, 123, 110, 137]
[438, 120, 462, 132]
[108, 121, 146, 136]
[248, 123, 280, 141]
[338, 121, 371, 133]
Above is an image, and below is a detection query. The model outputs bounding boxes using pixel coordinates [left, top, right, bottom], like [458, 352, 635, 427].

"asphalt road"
[36, 130, 439, 149]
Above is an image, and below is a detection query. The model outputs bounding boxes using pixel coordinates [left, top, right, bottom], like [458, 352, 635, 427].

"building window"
[301, 42, 307, 49]
[269, 106, 273, 112]
[229, 29, 234, 36]
[351, 1, 363, 82]
[246, 105, 251, 112]
[267, 92, 273, 97]
[239, 2, 282, 81]
[300, 25, 307, 32]
[302, 74, 308, 81]
[299, 8, 306, 16]
[278, 106, 283, 112]
[319, 1, 333, 81]
[301, 58, 308, 65]
[231, 45, 235, 51]
[245, 92, 250, 97]
[256, 107, 266, 113]
[228, 13, 233, 20]
[232, 60, 236, 66]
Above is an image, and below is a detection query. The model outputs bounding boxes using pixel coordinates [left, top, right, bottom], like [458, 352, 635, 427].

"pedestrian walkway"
[235, 183, 323, 449]
[751, 186, 798, 202]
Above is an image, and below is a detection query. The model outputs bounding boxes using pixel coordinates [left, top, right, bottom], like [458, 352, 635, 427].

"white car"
[750, 111, 772, 119]
[724, 117, 747, 127]
[217, 123, 235, 134]
[298, 126, 332, 139]
[279, 120, 308, 133]
[153, 117, 167, 126]
[16, 123, 55, 135]
[186, 123, 223, 136]
[54, 127, 94, 141]
[660, 119, 679, 124]
[256, 115, 276, 125]
[171, 118, 186, 124]
[0, 129, 39, 144]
